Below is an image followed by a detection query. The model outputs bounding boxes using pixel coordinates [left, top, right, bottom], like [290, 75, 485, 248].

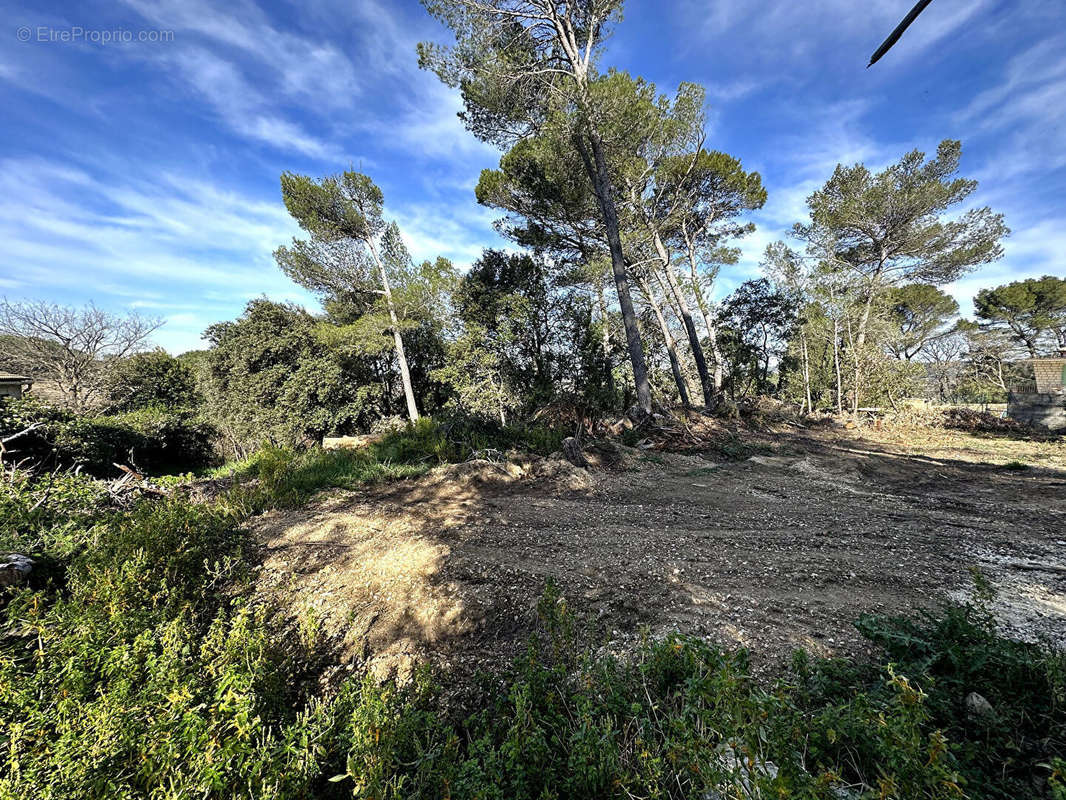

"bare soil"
[248, 425, 1066, 680]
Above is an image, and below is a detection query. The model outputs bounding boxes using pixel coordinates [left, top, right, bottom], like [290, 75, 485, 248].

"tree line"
[4, 0, 1064, 454]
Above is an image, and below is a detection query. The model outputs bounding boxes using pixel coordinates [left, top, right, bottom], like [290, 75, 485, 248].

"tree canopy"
[975, 275, 1066, 357]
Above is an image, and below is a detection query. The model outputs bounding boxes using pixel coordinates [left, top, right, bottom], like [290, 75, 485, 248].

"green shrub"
[1, 443, 1062, 799]
[370, 415, 567, 464]
[853, 573, 1066, 798]
[110, 407, 217, 473]
[102, 349, 199, 412]
[0, 398, 217, 477]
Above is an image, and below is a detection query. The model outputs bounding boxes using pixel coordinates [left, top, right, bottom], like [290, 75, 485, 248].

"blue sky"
[1, 0, 1063, 352]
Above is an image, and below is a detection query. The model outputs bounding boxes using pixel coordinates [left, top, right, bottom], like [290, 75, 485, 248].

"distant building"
[0, 372, 33, 400]
[1007, 350, 1066, 431]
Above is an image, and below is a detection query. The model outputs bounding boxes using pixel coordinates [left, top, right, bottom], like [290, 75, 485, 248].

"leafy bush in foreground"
[0, 445, 1063, 799]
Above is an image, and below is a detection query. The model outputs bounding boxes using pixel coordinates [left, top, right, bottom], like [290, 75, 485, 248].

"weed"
[2, 439, 1063, 799]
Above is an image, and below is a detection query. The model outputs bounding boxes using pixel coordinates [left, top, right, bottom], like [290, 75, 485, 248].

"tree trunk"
[367, 240, 420, 422]
[682, 239, 724, 391]
[651, 270, 700, 400]
[561, 436, 590, 468]
[650, 231, 713, 405]
[761, 328, 770, 391]
[848, 261, 886, 419]
[638, 275, 691, 408]
[801, 329, 813, 414]
[699, 302, 725, 391]
[833, 316, 844, 416]
[846, 312, 861, 418]
[496, 375, 506, 426]
[579, 130, 652, 413]
[850, 289, 878, 418]
[596, 281, 616, 399]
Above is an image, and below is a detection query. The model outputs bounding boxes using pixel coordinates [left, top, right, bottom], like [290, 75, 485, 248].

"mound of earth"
[248, 432, 1066, 682]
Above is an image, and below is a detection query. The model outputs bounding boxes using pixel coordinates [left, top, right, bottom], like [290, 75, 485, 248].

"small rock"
[965, 691, 994, 718]
[0, 553, 34, 587]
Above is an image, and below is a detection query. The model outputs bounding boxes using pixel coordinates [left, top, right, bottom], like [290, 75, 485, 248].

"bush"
[102, 349, 199, 412]
[853, 574, 1066, 798]
[1, 398, 217, 476]
[323, 580, 1066, 800]
[2, 441, 1062, 799]
[110, 407, 217, 473]
[0, 488, 338, 799]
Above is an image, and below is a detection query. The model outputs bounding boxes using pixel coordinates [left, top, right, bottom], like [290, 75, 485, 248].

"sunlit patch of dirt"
[248, 428, 1066, 682]
[248, 456, 593, 680]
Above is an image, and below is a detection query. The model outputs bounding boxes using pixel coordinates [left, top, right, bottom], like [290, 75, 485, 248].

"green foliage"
[975, 275, 1066, 358]
[327, 581, 1064, 800]
[431, 328, 519, 425]
[768, 140, 1009, 412]
[0, 397, 216, 476]
[854, 576, 1066, 798]
[102, 349, 199, 411]
[0, 488, 341, 799]
[446, 249, 582, 413]
[888, 284, 960, 360]
[718, 278, 799, 397]
[2, 441, 1063, 800]
[799, 140, 1007, 289]
[367, 415, 566, 464]
[57, 406, 216, 475]
[0, 439, 444, 800]
[200, 300, 390, 456]
[275, 172, 458, 424]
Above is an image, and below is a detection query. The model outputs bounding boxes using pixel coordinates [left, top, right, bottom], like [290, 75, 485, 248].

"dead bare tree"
[0, 299, 161, 411]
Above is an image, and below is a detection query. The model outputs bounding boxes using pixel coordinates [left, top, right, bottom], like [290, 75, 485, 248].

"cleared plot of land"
[249, 428, 1066, 679]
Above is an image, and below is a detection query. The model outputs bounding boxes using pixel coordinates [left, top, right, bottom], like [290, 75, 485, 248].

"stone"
[0, 553, 34, 586]
[322, 433, 386, 450]
[703, 743, 779, 799]
[1006, 393, 1066, 432]
[965, 691, 994, 718]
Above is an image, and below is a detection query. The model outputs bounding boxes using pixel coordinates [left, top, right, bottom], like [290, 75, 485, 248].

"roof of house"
[0, 372, 33, 383]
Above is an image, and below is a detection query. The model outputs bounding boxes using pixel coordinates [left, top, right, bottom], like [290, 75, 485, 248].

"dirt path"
[249, 429, 1066, 679]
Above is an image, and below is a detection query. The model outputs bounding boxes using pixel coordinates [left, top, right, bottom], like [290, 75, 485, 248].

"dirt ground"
[248, 424, 1066, 680]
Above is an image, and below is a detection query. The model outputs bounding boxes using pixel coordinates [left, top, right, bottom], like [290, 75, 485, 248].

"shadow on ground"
[247, 428, 1066, 681]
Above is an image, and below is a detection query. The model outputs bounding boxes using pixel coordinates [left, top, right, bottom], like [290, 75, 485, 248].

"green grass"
[1, 425, 1064, 799]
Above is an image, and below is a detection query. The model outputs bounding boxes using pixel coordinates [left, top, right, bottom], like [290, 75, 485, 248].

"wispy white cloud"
[960, 36, 1066, 178]
[681, 0, 990, 69]
[121, 0, 361, 107]
[111, 0, 359, 158]
[392, 200, 503, 268]
[0, 156, 316, 351]
[159, 47, 337, 158]
[947, 216, 1066, 317]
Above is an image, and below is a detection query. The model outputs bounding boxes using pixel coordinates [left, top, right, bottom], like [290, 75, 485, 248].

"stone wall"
[1007, 393, 1066, 432]
[1032, 359, 1066, 393]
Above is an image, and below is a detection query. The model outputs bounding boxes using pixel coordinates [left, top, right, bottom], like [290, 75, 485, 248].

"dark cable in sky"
[868, 0, 936, 67]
